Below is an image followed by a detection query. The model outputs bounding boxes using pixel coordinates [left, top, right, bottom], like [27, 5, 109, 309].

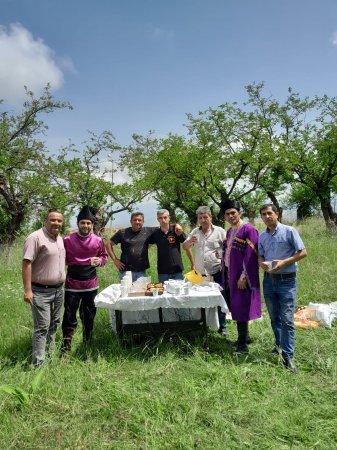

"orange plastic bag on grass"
[294, 306, 320, 329]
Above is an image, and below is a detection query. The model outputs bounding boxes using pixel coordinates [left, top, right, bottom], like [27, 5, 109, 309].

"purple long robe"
[222, 223, 261, 321]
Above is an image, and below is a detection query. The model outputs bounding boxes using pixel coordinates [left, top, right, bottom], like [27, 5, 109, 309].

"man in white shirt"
[183, 206, 227, 336]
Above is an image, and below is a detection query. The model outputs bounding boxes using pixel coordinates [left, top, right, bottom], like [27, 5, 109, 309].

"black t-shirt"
[148, 227, 186, 274]
[111, 227, 156, 271]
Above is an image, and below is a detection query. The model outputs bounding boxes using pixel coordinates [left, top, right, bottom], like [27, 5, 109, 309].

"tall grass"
[0, 218, 336, 449]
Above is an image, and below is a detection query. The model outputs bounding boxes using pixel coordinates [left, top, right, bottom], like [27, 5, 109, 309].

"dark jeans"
[263, 274, 297, 361]
[62, 290, 97, 341]
[158, 272, 184, 283]
[212, 270, 227, 332]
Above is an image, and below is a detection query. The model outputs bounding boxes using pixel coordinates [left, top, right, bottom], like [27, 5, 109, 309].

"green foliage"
[0, 85, 72, 242]
[0, 385, 29, 406]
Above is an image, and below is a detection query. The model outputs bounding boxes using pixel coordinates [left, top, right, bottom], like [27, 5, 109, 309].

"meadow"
[0, 218, 336, 450]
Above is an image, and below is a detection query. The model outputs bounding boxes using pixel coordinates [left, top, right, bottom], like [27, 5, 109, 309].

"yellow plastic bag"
[184, 270, 203, 284]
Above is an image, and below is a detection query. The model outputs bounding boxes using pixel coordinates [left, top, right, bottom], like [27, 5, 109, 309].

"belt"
[32, 282, 64, 289]
[266, 272, 296, 280]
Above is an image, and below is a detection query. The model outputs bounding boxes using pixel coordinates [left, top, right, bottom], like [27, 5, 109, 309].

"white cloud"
[331, 31, 337, 45]
[0, 23, 71, 105]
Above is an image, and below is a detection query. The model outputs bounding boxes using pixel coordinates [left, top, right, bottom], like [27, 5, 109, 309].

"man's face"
[45, 212, 63, 237]
[224, 208, 241, 227]
[260, 206, 279, 227]
[78, 219, 92, 236]
[198, 213, 212, 228]
[157, 213, 170, 227]
[131, 214, 144, 231]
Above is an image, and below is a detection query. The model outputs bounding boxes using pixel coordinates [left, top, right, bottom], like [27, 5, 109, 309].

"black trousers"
[62, 290, 97, 341]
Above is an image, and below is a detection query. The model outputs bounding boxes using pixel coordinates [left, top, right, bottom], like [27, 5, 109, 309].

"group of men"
[22, 202, 307, 373]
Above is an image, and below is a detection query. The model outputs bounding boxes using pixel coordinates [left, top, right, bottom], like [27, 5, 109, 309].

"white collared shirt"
[187, 225, 226, 275]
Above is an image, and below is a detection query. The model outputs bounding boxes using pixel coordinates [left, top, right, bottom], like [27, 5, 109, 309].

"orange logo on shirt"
[168, 236, 176, 244]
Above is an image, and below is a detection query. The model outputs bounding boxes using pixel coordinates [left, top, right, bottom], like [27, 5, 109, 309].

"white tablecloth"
[95, 283, 229, 330]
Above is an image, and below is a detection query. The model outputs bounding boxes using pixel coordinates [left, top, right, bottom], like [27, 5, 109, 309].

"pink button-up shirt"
[23, 227, 66, 284]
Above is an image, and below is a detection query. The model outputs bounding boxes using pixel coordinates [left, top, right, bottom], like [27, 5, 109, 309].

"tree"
[54, 131, 154, 235]
[0, 86, 72, 243]
[277, 92, 337, 227]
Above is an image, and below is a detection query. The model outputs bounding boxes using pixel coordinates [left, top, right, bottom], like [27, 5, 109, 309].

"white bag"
[307, 302, 337, 328]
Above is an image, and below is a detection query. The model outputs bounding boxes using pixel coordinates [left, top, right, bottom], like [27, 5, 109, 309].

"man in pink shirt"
[61, 206, 108, 353]
[22, 210, 65, 367]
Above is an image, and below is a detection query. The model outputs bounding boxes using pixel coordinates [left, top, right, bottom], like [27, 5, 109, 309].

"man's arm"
[182, 233, 198, 250]
[105, 240, 125, 271]
[22, 259, 33, 304]
[183, 246, 195, 271]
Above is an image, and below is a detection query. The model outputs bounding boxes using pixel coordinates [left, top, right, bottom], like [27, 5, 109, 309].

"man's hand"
[24, 290, 33, 304]
[270, 260, 285, 272]
[259, 261, 272, 272]
[237, 278, 248, 289]
[113, 259, 125, 271]
[174, 224, 183, 236]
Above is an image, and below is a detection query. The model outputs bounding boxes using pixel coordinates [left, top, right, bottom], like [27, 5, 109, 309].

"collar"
[231, 219, 243, 230]
[266, 222, 279, 236]
[43, 226, 59, 241]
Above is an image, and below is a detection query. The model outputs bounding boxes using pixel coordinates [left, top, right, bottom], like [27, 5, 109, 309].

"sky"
[1, 0, 337, 226]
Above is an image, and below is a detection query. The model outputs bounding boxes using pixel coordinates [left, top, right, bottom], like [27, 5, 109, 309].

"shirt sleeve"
[258, 235, 265, 257]
[148, 232, 156, 244]
[111, 230, 122, 245]
[23, 235, 39, 262]
[290, 227, 305, 253]
[178, 232, 186, 243]
[98, 238, 108, 266]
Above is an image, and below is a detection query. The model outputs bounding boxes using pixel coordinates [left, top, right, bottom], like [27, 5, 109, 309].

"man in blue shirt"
[258, 204, 307, 373]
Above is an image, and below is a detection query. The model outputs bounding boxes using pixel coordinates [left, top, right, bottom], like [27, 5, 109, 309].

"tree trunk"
[247, 207, 255, 225]
[5, 208, 25, 245]
[266, 191, 283, 222]
[320, 200, 337, 229]
[296, 201, 312, 221]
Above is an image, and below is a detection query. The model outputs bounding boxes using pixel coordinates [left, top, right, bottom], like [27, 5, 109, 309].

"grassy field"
[0, 218, 336, 449]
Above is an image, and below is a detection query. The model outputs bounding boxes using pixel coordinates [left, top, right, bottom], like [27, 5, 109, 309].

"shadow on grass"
[69, 315, 282, 370]
[0, 335, 33, 370]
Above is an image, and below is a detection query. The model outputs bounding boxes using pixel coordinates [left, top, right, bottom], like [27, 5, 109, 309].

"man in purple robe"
[61, 206, 108, 353]
[220, 200, 262, 354]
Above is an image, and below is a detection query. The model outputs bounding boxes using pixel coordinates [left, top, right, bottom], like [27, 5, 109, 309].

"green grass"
[0, 218, 337, 449]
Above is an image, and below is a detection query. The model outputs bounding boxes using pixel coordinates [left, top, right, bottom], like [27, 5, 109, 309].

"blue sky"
[1, 0, 337, 225]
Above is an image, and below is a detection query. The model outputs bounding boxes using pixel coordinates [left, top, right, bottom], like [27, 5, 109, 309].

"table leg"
[115, 310, 124, 341]
[201, 308, 210, 352]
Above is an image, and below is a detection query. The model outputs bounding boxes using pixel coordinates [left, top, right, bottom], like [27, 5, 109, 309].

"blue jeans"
[263, 274, 297, 361]
[119, 271, 146, 282]
[212, 270, 227, 333]
[158, 272, 184, 283]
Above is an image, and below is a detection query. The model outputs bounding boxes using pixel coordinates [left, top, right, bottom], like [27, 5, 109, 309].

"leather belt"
[266, 272, 296, 280]
[32, 282, 64, 289]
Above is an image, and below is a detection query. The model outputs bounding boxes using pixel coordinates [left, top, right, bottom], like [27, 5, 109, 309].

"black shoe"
[283, 359, 299, 373]
[271, 345, 281, 356]
[234, 345, 249, 355]
[229, 337, 253, 347]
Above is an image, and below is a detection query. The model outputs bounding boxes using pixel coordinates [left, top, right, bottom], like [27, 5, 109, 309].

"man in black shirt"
[149, 209, 194, 282]
[106, 212, 156, 282]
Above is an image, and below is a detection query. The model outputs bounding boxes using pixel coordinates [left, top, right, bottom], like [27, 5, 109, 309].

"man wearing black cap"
[220, 200, 262, 354]
[61, 206, 108, 353]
